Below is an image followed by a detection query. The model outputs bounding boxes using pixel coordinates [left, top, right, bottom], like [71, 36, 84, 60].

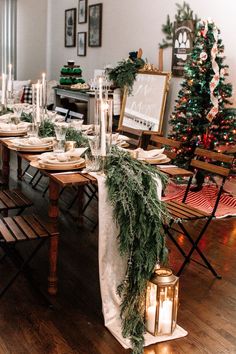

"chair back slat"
[149, 135, 181, 149]
[142, 134, 181, 160]
[118, 126, 143, 147]
[191, 159, 231, 177]
[194, 148, 234, 164]
[68, 110, 84, 120]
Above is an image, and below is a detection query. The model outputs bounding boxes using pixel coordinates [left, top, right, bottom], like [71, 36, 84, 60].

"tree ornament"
[200, 51, 208, 61]
[168, 19, 236, 169]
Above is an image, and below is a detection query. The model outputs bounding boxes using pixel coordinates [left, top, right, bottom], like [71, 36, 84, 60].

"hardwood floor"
[0, 156, 236, 354]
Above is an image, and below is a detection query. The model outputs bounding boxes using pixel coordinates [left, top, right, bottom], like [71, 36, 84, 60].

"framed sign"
[78, 0, 87, 24]
[88, 3, 102, 47]
[77, 32, 86, 56]
[172, 20, 195, 76]
[119, 71, 171, 134]
[65, 8, 77, 47]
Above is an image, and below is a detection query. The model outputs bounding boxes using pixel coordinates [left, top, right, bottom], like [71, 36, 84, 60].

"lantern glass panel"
[145, 268, 179, 336]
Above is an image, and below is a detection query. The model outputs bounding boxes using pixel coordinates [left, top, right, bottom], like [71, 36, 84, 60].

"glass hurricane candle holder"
[145, 267, 179, 336]
[95, 98, 113, 157]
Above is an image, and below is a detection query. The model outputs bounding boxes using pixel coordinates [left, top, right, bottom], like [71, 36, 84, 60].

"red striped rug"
[163, 182, 236, 218]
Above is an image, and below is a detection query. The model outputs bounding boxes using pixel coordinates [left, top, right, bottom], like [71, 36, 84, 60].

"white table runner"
[93, 173, 188, 349]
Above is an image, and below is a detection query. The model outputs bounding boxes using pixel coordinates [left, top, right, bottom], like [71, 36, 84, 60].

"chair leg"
[177, 221, 221, 278]
[0, 239, 46, 298]
[29, 170, 40, 184]
[32, 174, 43, 189]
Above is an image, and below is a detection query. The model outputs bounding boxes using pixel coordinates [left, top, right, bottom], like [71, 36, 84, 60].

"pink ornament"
[200, 52, 208, 61]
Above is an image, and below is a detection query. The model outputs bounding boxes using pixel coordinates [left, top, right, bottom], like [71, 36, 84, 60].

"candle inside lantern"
[1, 74, 7, 105]
[146, 305, 156, 333]
[158, 299, 173, 333]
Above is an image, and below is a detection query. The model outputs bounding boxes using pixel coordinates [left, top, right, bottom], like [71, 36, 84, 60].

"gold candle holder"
[65, 141, 77, 151]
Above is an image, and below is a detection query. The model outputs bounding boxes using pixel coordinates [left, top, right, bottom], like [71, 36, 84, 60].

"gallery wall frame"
[78, 0, 87, 24]
[65, 8, 77, 47]
[77, 32, 87, 56]
[88, 3, 102, 47]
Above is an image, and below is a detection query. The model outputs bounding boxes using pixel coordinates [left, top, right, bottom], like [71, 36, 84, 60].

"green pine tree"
[169, 20, 236, 169]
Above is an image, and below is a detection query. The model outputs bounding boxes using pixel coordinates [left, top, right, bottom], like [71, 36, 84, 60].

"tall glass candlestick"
[42, 72, 47, 108]
[7, 64, 13, 93]
[1, 74, 7, 106]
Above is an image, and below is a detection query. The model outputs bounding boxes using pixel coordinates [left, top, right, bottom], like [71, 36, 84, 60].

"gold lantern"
[145, 267, 179, 336]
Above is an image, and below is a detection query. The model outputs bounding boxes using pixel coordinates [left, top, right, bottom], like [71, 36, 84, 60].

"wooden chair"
[141, 133, 193, 178]
[163, 148, 234, 278]
[67, 110, 84, 121]
[0, 189, 33, 216]
[117, 126, 144, 149]
[0, 214, 59, 298]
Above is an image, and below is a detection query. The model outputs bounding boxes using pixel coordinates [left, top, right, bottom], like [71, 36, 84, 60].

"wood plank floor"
[0, 156, 236, 354]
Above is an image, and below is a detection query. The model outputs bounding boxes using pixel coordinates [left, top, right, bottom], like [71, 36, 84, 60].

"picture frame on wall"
[77, 32, 87, 56]
[78, 0, 87, 24]
[88, 3, 102, 47]
[65, 8, 77, 47]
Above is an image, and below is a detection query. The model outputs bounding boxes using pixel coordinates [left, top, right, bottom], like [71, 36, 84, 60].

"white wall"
[17, 0, 236, 130]
[46, 0, 236, 131]
[17, 0, 47, 81]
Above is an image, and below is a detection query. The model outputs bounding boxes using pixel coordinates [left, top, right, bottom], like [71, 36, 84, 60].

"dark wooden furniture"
[117, 126, 144, 148]
[163, 148, 234, 278]
[0, 214, 59, 297]
[141, 133, 193, 178]
[0, 189, 33, 216]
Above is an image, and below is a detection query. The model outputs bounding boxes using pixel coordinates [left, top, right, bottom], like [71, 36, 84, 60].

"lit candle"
[158, 299, 173, 334]
[1, 74, 7, 105]
[100, 100, 107, 156]
[146, 305, 156, 333]
[42, 72, 46, 107]
[7, 64, 13, 92]
[99, 77, 103, 99]
[36, 81, 41, 123]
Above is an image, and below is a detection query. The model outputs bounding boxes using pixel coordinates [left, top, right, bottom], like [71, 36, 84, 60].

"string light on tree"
[168, 19, 236, 169]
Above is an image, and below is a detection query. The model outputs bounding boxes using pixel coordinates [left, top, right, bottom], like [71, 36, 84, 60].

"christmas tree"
[169, 19, 236, 169]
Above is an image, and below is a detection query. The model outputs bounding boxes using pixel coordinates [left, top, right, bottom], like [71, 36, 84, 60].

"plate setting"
[11, 137, 54, 152]
[31, 151, 86, 171]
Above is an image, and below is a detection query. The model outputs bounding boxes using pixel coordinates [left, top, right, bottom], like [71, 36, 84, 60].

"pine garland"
[105, 147, 169, 354]
[107, 57, 145, 95]
[159, 2, 200, 49]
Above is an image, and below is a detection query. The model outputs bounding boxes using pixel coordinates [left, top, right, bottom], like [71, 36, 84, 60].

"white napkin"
[14, 137, 53, 146]
[39, 147, 87, 163]
[0, 113, 12, 121]
[136, 148, 165, 159]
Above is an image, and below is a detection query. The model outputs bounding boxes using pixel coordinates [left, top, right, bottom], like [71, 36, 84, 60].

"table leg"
[48, 178, 60, 295]
[48, 233, 59, 295]
[17, 155, 22, 180]
[77, 185, 84, 226]
[49, 178, 60, 219]
[2, 145, 10, 187]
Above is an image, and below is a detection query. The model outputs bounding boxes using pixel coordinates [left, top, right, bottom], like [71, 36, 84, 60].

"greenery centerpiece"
[107, 50, 145, 94]
[38, 119, 89, 147]
[105, 147, 169, 354]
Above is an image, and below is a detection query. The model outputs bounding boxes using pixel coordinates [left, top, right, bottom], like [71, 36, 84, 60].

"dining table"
[0, 134, 193, 297]
[0, 137, 97, 295]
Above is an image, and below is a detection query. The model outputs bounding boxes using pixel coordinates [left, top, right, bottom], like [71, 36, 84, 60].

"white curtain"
[1, 0, 17, 76]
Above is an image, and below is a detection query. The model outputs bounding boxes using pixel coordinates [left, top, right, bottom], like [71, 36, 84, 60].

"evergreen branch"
[107, 57, 145, 95]
[105, 147, 169, 354]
